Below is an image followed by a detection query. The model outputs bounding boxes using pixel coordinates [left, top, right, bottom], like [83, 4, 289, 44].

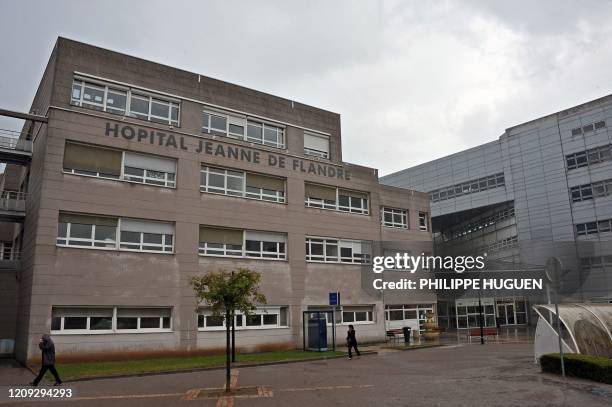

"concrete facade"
[382, 93, 612, 329]
[0, 38, 433, 363]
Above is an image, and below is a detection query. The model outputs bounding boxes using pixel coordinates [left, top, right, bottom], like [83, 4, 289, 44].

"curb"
[55, 351, 378, 383]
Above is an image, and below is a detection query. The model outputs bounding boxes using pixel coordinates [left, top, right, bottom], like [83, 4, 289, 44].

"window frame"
[57, 215, 175, 254]
[305, 236, 371, 264]
[50, 307, 172, 335]
[197, 306, 288, 331]
[71, 77, 180, 126]
[381, 207, 408, 229]
[200, 165, 286, 204]
[304, 184, 370, 215]
[199, 229, 287, 261]
[418, 212, 429, 231]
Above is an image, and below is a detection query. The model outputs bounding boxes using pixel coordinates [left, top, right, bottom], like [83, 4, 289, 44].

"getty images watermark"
[369, 252, 543, 291]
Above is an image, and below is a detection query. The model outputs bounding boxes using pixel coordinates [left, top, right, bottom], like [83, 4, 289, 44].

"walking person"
[30, 334, 62, 386]
[346, 324, 361, 360]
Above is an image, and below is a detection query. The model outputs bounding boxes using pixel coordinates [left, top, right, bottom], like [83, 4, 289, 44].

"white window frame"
[381, 207, 408, 229]
[305, 236, 371, 264]
[418, 212, 429, 231]
[303, 132, 330, 159]
[341, 306, 375, 325]
[0, 241, 15, 260]
[50, 307, 171, 335]
[57, 216, 174, 254]
[200, 166, 285, 203]
[197, 306, 288, 331]
[56, 222, 117, 249]
[246, 120, 285, 149]
[199, 229, 287, 261]
[63, 143, 177, 189]
[71, 77, 180, 126]
[304, 186, 369, 215]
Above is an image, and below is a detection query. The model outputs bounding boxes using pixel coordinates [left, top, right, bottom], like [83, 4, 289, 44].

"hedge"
[540, 353, 612, 384]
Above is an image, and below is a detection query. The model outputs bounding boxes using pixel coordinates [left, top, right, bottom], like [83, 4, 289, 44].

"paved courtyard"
[1, 343, 611, 406]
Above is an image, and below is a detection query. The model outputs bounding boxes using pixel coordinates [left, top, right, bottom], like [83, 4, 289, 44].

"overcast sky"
[1, 0, 612, 175]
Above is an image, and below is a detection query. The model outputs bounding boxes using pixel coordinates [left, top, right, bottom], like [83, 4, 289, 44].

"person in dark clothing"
[30, 334, 62, 386]
[346, 325, 361, 359]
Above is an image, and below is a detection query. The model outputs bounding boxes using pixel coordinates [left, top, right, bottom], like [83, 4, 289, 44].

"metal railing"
[0, 191, 26, 212]
[0, 130, 32, 153]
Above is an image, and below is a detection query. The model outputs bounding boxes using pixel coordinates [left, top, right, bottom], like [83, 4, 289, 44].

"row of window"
[384, 304, 435, 332]
[566, 144, 612, 170]
[64, 142, 428, 223]
[50, 305, 378, 334]
[71, 77, 331, 158]
[57, 213, 378, 263]
[0, 241, 15, 260]
[570, 120, 606, 136]
[71, 78, 179, 126]
[478, 235, 518, 253]
[429, 173, 505, 203]
[579, 255, 612, 270]
[51, 307, 172, 333]
[437, 206, 515, 242]
[57, 214, 174, 253]
[570, 178, 612, 203]
[64, 142, 176, 187]
[575, 218, 612, 236]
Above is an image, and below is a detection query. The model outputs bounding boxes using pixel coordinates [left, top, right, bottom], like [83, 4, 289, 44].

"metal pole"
[332, 310, 336, 352]
[478, 289, 484, 345]
[225, 307, 231, 392]
[553, 288, 566, 379]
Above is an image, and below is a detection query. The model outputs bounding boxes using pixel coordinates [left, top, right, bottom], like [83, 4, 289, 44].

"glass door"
[496, 303, 515, 325]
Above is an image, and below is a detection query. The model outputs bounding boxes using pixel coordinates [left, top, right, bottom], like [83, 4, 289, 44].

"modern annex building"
[382, 94, 612, 331]
[0, 38, 434, 363]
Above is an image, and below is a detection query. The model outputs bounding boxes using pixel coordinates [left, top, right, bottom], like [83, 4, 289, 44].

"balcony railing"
[0, 191, 26, 212]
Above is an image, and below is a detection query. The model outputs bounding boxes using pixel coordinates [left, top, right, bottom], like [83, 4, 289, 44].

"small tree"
[190, 269, 266, 393]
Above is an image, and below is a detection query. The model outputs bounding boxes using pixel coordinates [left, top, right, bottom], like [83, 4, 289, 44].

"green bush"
[540, 353, 612, 384]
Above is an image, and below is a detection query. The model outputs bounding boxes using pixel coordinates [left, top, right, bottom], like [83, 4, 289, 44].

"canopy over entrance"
[533, 303, 612, 360]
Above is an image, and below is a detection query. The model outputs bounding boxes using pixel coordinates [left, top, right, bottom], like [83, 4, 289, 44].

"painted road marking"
[278, 384, 374, 392]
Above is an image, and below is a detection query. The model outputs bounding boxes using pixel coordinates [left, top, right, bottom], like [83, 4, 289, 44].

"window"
[199, 228, 287, 260]
[51, 308, 114, 333]
[306, 237, 371, 264]
[304, 183, 369, 215]
[63, 142, 122, 179]
[381, 207, 408, 228]
[0, 241, 15, 260]
[341, 306, 374, 325]
[566, 144, 612, 170]
[123, 152, 176, 187]
[200, 166, 286, 203]
[570, 120, 606, 136]
[116, 308, 172, 331]
[429, 173, 505, 202]
[455, 301, 495, 329]
[71, 78, 179, 126]
[202, 110, 286, 149]
[247, 120, 285, 148]
[418, 212, 429, 231]
[202, 111, 246, 139]
[304, 133, 330, 159]
[384, 304, 435, 332]
[570, 179, 612, 203]
[198, 307, 288, 330]
[63, 142, 177, 188]
[57, 213, 174, 253]
[576, 221, 601, 236]
[199, 227, 243, 257]
[119, 219, 174, 253]
[245, 231, 286, 259]
[56, 213, 118, 248]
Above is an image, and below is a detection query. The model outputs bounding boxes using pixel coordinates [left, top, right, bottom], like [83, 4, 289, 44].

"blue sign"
[329, 292, 340, 306]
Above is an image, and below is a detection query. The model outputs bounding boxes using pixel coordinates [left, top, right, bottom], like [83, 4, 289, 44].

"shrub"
[540, 353, 612, 384]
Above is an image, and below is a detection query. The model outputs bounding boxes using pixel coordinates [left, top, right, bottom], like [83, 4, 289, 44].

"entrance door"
[497, 303, 515, 325]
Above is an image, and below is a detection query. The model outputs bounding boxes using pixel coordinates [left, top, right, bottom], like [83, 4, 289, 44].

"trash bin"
[402, 327, 411, 344]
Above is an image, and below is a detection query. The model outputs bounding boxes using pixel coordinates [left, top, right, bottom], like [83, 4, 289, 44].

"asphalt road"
[2, 343, 611, 407]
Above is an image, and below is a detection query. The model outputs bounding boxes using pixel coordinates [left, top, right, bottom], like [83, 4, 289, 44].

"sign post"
[329, 292, 340, 352]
